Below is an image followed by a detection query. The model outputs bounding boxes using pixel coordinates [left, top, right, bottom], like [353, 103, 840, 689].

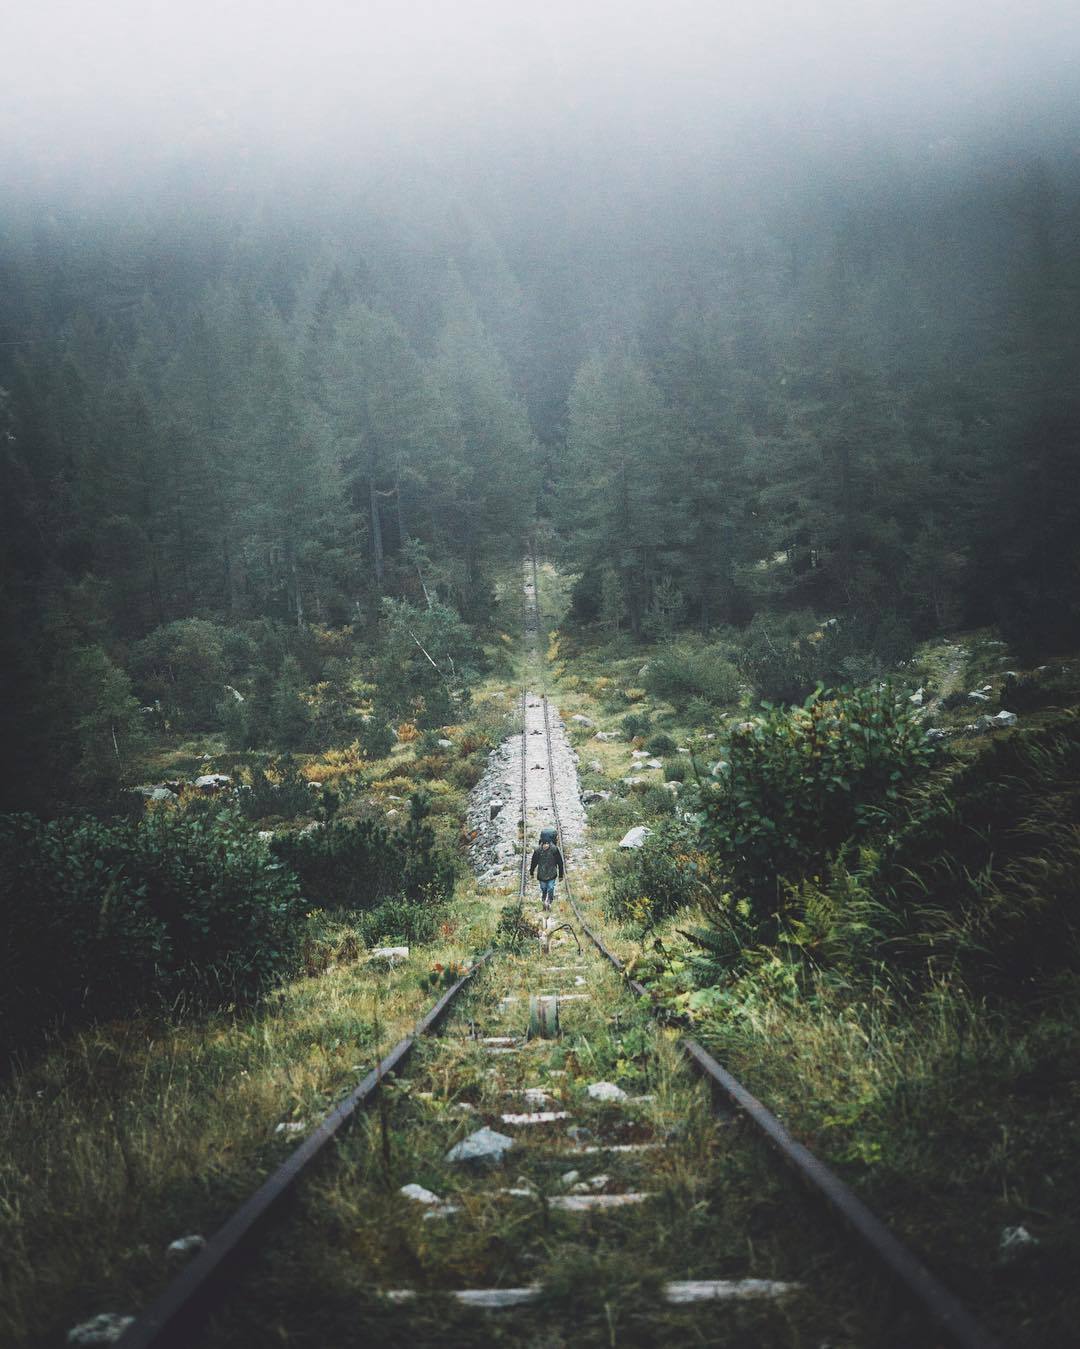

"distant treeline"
[1, 148, 1077, 809]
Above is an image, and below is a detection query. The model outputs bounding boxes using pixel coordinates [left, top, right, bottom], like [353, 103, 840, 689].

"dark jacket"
[529, 845, 564, 881]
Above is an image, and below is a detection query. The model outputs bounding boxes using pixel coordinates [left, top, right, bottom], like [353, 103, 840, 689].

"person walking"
[529, 836, 565, 911]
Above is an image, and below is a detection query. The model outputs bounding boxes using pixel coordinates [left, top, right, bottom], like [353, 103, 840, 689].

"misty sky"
[6, 0, 1080, 174]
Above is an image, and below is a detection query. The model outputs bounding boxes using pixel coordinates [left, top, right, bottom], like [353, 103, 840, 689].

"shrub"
[0, 809, 304, 1052]
[663, 756, 687, 782]
[241, 757, 314, 821]
[608, 819, 715, 926]
[646, 732, 677, 756]
[270, 794, 453, 914]
[621, 711, 651, 740]
[696, 686, 937, 925]
[645, 642, 742, 708]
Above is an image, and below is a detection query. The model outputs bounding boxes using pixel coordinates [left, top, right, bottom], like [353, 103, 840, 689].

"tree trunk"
[369, 479, 385, 585]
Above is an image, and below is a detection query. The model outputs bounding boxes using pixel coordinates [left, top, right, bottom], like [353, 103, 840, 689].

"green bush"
[621, 711, 651, 739]
[662, 756, 687, 782]
[240, 757, 314, 821]
[0, 809, 304, 1053]
[608, 819, 714, 927]
[271, 794, 453, 914]
[644, 642, 742, 708]
[646, 732, 677, 756]
[696, 686, 936, 925]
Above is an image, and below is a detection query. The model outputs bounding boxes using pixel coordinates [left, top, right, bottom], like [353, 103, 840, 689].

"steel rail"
[115, 954, 492, 1349]
[526, 553, 1003, 1349]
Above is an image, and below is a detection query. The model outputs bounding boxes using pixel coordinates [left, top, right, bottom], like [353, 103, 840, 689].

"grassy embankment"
[534, 561, 1080, 1349]
[0, 574, 531, 1348]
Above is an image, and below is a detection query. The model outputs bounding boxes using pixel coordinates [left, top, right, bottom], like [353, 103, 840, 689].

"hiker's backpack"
[538, 827, 558, 845]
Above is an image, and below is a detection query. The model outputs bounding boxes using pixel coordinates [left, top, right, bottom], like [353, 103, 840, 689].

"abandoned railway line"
[113, 559, 1002, 1349]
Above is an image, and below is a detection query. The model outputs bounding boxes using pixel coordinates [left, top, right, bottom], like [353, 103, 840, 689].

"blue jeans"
[539, 878, 557, 907]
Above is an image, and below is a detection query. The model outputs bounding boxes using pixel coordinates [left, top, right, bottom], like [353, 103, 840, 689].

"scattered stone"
[968, 691, 990, 703]
[665, 1280, 799, 1303]
[385, 1287, 541, 1308]
[588, 759, 604, 772]
[989, 709, 1018, 728]
[925, 728, 950, 742]
[569, 1172, 611, 1193]
[594, 731, 620, 742]
[480, 1036, 517, 1047]
[489, 799, 504, 820]
[582, 790, 611, 804]
[371, 946, 409, 963]
[437, 738, 454, 748]
[586, 1081, 628, 1102]
[566, 1125, 593, 1145]
[676, 747, 691, 754]
[445, 1127, 515, 1165]
[193, 773, 232, 792]
[618, 826, 652, 849]
[622, 776, 646, 787]
[275, 1121, 306, 1136]
[645, 758, 664, 769]
[549, 1193, 650, 1211]
[908, 687, 925, 706]
[570, 715, 594, 727]
[257, 829, 274, 840]
[66, 1314, 135, 1345]
[165, 1234, 205, 1262]
[400, 1184, 443, 1206]
[999, 1225, 1040, 1264]
[631, 749, 649, 759]
[521, 1087, 552, 1107]
[499, 1110, 571, 1126]
[560, 1169, 581, 1187]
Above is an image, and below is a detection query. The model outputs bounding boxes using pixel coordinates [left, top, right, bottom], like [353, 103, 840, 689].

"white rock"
[968, 691, 990, 703]
[618, 826, 651, 849]
[193, 773, 232, 790]
[999, 1225, 1039, 1263]
[989, 710, 1018, 727]
[676, 747, 691, 754]
[437, 738, 453, 748]
[631, 749, 649, 758]
[445, 1127, 515, 1164]
[925, 728, 950, 742]
[645, 759, 664, 769]
[582, 790, 611, 804]
[275, 1121, 306, 1136]
[257, 830, 274, 840]
[560, 1169, 581, 1187]
[588, 759, 604, 772]
[908, 687, 925, 706]
[569, 1172, 611, 1193]
[549, 1193, 650, 1211]
[499, 1110, 571, 1125]
[622, 777, 646, 787]
[521, 1088, 552, 1107]
[165, 1234, 205, 1261]
[571, 715, 594, 726]
[400, 1183, 443, 1206]
[371, 946, 409, 963]
[665, 1279, 799, 1303]
[594, 731, 620, 741]
[66, 1315, 135, 1345]
[586, 1081, 628, 1102]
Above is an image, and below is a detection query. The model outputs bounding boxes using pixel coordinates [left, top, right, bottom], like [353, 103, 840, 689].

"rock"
[147, 785, 178, 802]
[223, 684, 245, 703]
[445, 1126, 515, 1165]
[437, 738, 453, 748]
[257, 830, 274, 840]
[66, 1314, 135, 1345]
[489, 799, 505, 820]
[571, 715, 594, 727]
[300, 820, 324, 834]
[275, 1121, 306, 1136]
[989, 709, 1018, 728]
[193, 773, 231, 791]
[999, 1225, 1039, 1264]
[570, 1172, 611, 1193]
[677, 746, 691, 754]
[709, 761, 728, 776]
[908, 687, 925, 706]
[631, 749, 649, 758]
[521, 1088, 552, 1107]
[582, 790, 611, 804]
[967, 691, 990, 703]
[638, 664, 650, 676]
[560, 1169, 581, 1187]
[618, 826, 651, 849]
[594, 731, 620, 742]
[566, 1125, 593, 1145]
[621, 776, 646, 788]
[925, 728, 950, 742]
[400, 1183, 443, 1206]
[586, 1080, 628, 1101]
[664, 781, 681, 793]
[371, 946, 409, 963]
[645, 758, 664, 769]
[307, 781, 322, 790]
[588, 759, 604, 772]
[165, 1234, 205, 1261]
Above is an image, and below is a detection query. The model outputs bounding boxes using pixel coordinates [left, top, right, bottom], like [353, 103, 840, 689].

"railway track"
[114, 558, 1002, 1348]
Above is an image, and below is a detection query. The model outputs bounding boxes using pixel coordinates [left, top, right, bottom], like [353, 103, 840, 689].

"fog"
[6, 0, 1080, 184]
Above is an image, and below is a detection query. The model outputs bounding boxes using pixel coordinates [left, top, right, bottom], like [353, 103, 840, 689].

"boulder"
[588, 759, 604, 772]
[621, 776, 646, 788]
[925, 728, 950, 742]
[582, 790, 612, 804]
[908, 687, 925, 706]
[371, 946, 409, 963]
[645, 758, 664, 769]
[570, 715, 594, 727]
[193, 773, 232, 792]
[967, 691, 990, 703]
[594, 731, 620, 742]
[999, 1225, 1039, 1264]
[989, 709, 1018, 728]
[618, 826, 652, 849]
[445, 1126, 515, 1165]
[437, 738, 453, 748]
